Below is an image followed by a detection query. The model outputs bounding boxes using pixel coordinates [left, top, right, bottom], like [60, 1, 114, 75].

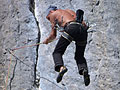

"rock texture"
[35, 0, 120, 90]
[0, 0, 40, 90]
[0, 0, 120, 90]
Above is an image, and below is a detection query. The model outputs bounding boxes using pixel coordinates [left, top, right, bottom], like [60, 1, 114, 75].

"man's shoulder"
[65, 9, 75, 12]
[55, 9, 75, 14]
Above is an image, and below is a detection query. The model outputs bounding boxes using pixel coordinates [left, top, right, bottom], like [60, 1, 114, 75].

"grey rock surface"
[0, 0, 39, 90]
[0, 0, 120, 90]
[36, 0, 120, 90]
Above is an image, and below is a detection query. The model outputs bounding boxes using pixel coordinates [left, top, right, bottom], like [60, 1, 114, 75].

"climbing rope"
[4, 42, 43, 90]
[4, 50, 14, 90]
[11, 42, 43, 51]
[4, 37, 60, 90]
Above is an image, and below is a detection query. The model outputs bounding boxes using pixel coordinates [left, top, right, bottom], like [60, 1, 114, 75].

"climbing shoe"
[83, 69, 90, 86]
[56, 66, 68, 83]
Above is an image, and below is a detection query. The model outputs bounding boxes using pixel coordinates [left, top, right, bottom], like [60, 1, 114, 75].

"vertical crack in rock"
[29, 0, 40, 87]
[9, 58, 17, 90]
[8, 1, 21, 89]
[96, 1, 100, 6]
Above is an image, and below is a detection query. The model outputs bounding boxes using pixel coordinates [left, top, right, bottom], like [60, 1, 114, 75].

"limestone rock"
[36, 0, 120, 90]
[0, 0, 39, 90]
[0, 0, 120, 90]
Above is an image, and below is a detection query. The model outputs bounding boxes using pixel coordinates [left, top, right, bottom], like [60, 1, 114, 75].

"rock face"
[0, 0, 120, 90]
[0, 0, 40, 90]
[35, 0, 120, 90]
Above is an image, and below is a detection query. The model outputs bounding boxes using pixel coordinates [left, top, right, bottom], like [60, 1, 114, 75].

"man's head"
[46, 5, 58, 17]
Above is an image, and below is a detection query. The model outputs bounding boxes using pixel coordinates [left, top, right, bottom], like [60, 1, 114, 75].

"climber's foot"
[56, 66, 68, 83]
[83, 69, 90, 86]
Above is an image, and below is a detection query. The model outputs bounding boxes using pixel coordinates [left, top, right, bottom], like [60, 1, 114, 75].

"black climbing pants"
[52, 23, 88, 75]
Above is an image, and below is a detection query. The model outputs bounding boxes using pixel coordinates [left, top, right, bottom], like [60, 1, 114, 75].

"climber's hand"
[43, 38, 49, 44]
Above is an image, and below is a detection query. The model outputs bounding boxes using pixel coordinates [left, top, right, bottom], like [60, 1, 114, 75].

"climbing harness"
[62, 31, 73, 42]
[55, 21, 88, 43]
[54, 23, 73, 42]
[54, 17, 74, 43]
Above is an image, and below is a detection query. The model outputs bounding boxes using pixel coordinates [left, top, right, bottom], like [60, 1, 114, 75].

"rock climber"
[43, 5, 90, 86]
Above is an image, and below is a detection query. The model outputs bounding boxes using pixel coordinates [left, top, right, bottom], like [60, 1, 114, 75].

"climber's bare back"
[46, 9, 76, 27]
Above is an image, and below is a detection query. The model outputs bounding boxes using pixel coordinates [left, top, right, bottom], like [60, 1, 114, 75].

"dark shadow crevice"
[29, 0, 40, 87]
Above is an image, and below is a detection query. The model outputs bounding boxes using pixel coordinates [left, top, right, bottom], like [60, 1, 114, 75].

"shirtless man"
[43, 5, 90, 86]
